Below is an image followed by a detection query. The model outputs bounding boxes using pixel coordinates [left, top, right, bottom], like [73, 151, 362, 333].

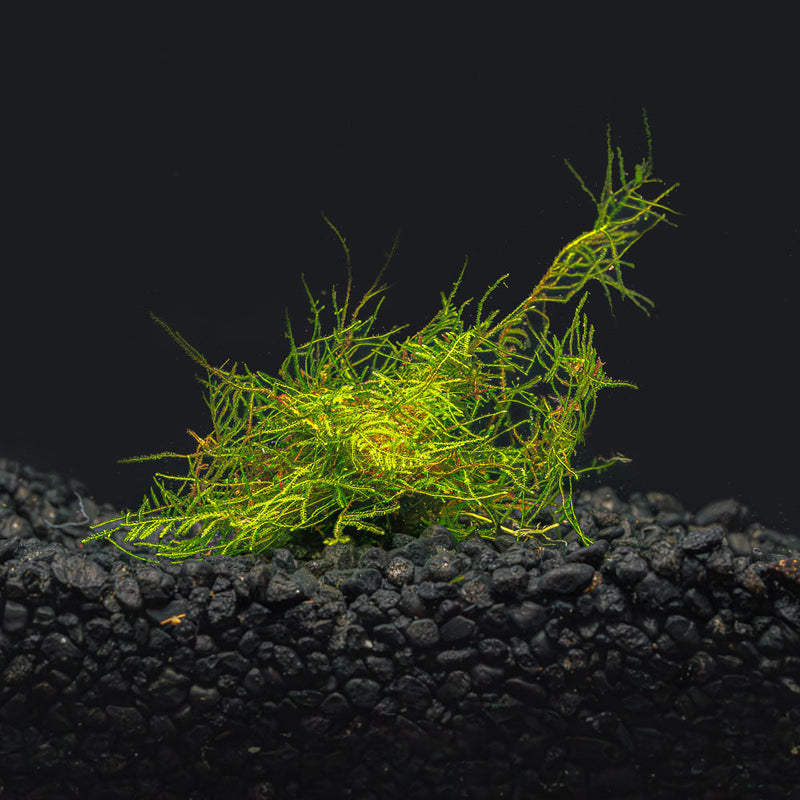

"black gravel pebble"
[1, 457, 799, 799]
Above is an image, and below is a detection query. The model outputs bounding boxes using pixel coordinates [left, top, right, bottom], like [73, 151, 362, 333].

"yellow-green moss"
[85, 112, 679, 562]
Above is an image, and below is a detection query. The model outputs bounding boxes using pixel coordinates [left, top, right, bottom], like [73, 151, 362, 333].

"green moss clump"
[85, 113, 678, 562]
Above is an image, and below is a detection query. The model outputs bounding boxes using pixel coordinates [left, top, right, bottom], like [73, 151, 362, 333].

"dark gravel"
[1, 456, 799, 799]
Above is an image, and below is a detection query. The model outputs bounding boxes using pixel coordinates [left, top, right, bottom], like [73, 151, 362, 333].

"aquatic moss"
[85, 112, 679, 562]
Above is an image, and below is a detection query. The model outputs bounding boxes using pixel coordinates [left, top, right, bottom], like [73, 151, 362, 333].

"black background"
[5, 9, 798, 534]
